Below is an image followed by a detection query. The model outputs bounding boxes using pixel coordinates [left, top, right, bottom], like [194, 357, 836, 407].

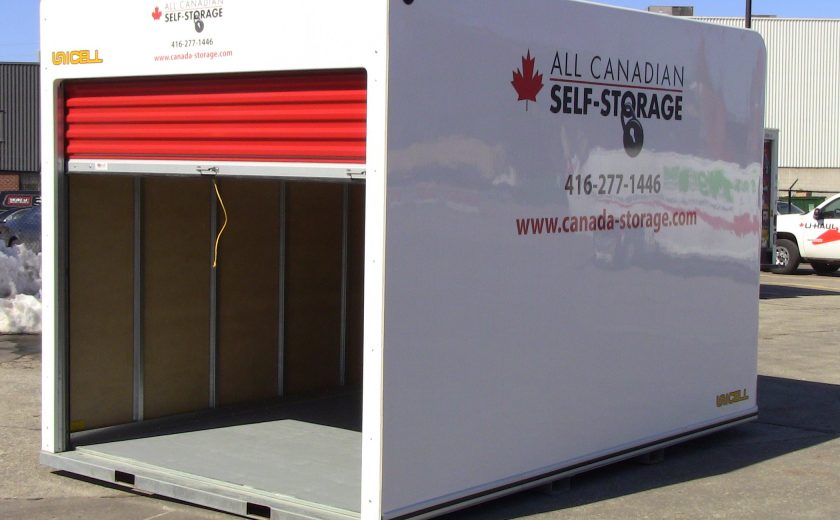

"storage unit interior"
[66, 174, 365, 514]
[58, 70, 368, 516]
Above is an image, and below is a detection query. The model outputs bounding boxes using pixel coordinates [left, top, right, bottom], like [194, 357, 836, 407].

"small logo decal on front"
[716, 388, 749, 407]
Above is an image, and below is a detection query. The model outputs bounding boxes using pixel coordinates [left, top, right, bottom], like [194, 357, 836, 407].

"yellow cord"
[212, 178, 228, 269]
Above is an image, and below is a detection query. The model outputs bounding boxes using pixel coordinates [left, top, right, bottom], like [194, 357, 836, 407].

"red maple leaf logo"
[511, 50, 543, 111]
[152, 7, 162, 20]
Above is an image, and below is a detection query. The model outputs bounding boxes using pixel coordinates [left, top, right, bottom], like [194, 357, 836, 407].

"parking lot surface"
[1, 267, 838, 519]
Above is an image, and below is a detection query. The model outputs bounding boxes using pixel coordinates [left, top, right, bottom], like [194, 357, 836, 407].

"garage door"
[64, 70, 367, 178]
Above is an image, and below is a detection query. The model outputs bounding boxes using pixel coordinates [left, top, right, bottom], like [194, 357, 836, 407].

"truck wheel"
[773, 238, 800, 275]
[810, 261, 840, 275]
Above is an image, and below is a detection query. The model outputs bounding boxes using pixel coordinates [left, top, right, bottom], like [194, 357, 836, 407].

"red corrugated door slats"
[64, 70, 367, 164]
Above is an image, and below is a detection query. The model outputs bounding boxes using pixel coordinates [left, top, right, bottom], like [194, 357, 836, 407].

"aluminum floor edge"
[40, 449, 359, 520]
[386, 412, 759, 520]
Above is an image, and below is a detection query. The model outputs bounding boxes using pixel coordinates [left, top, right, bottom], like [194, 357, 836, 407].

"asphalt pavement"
[1, 265, 838, 519]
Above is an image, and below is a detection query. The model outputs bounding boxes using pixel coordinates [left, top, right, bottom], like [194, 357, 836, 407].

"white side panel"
[383, 1, 764, 517]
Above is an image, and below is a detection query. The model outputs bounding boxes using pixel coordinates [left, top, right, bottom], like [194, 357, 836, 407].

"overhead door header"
[65, 70, 367, 167]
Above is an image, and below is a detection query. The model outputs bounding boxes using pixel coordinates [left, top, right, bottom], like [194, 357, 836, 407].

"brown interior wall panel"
[285, 182, 344, 395]
[143, 177, 212, 419]
[217, 178, 280, 406]
[345, 184, 365, 387]
[69, 175, 134, 431]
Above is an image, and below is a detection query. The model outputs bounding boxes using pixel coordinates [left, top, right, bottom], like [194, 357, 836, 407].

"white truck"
[40, 1, 766, 519]
[775, 192, 840, 274]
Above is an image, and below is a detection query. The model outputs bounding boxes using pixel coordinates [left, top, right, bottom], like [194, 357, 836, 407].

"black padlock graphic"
[195, 19, 205, 33]
[621, 98, 644, 158]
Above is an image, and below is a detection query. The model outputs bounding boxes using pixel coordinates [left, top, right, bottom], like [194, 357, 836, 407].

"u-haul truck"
[775, 191, 840, 274]
[40, 1, 766, 519]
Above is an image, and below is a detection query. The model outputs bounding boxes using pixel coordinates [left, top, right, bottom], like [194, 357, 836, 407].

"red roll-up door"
[65, 70, 366, 164]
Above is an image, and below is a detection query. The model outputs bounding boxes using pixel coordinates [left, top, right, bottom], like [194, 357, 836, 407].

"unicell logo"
[511, 49, 687, 157]
[51, 49, 103, 65]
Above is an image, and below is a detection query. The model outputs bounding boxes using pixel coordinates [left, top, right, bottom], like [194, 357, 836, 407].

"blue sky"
[598, 0, 840, 17]
[1, 0, 839, 62]
[0, 0, 39, 62]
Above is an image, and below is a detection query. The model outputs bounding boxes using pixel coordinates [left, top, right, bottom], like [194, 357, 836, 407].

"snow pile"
[0, 243, 42, 334]
[0, 294, 41, 334]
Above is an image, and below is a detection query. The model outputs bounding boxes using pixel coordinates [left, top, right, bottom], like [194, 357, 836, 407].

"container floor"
[50, 392, 363, 518]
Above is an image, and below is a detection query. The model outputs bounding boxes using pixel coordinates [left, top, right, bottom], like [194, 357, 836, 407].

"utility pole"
[746, 0, 752, 28]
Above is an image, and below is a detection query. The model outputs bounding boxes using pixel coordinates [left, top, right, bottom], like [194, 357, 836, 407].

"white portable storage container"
[40, 1, 766, 518]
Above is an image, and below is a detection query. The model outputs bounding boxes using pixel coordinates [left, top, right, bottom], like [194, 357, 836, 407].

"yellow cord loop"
[212, 178, 228, 269]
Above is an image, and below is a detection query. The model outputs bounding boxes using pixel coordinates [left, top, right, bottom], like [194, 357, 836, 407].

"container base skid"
[42, 409, 755, 520]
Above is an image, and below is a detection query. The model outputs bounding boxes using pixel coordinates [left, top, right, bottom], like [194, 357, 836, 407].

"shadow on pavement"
[760, 283, 840, 299]
[0, 334, 41, 363]
[768, 265, 840, 277]
[790, 266, 840, 277]
[441, 375, 840, 519]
